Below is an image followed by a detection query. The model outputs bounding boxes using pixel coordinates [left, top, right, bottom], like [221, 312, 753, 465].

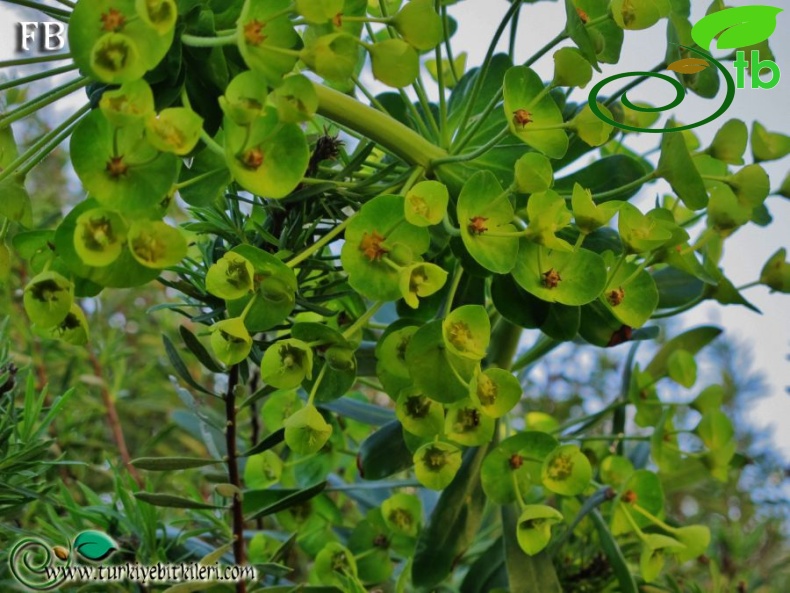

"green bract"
[209, 317, 252, 366]
[243, 450, 283, 490]
[145, 107, 204, 156]
[572, 183, 620, 234]
[396, 389, 444, 437]
[457, 171, 519, 274]
[541, 444, 592, 496]
[512, 241, 607, 306]
[524, 190, 573, 251]
[370, 40, 420, 88]
[572, 104, 614, 146]
[392, 0, 443, 51]
[224, 107, 309, 199]
[444, 400, 494, 446]
[313, 542, 357, 587]
[516, 505, 564, 556]
[618, 203, 674, 254]
[283, 405, 333, 455]
[413, 441, 462, 490]
[611, 0, 671, 30]
[442, 305, 490, 360]
[398, 262, 448, 309]
[503, 66, 568, 159]
[73, 208, 128, 267]
[471, 368, 521, 418]
[24, 271, 73, 328]
[99, 79, 155, 127]
[127, 221, 187, 269]
[220, 71, 270, 125]
[341, 194, 429, 301]
[70, 110, 179, 218]
[49, 304, 90, 346]
[261, 339, 314, 389]
[237, 0, 301, 87]
[206, 253, 254, 301]
[301, 33, 359, 82]
[640, 534, 685, 583]
[135, 0, 177, 35]
[553, 47, 593, 88]
[404, 181, 449, 227]
[295, 0, 343, 24]
[381, 493, 421, 536]
[602, 255, 659, 328]
[514, 153, 554, 194]
[760, 248, 790, 293]
[271, 75, 319, 123]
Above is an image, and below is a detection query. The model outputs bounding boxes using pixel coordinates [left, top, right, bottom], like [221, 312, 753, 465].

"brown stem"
[88, 348, 143, 488]
[225, 365, 247, 593]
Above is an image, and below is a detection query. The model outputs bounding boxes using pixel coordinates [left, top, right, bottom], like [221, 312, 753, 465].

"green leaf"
[590, 509, 638, 593]
[370, 40, 420, 88]
[0, 179, 33, 228]
[135, 492, 223, 510]
[358, 420, 414, 480]
[73, 531, 117, 562]
[393, 0, 443, 51]
[564, 0, 600, 70]
[514, 153, 554, 194]
[706, 119, 747, 165]
[657, 130, 708, 210]
[652, 267, 705, 309]
[751, 121, 790, 162]
[209, 317, 252, 366]
[244, 450, 283, 489]
[553, 47, 593, 88]
[412, 445, 489, 587]
[179, 325, 224, 373]
[503, 67, 568, 159]
[245, 481, 328, 521]
[131, 457, 221, 471]
[644, 325, 721, 380]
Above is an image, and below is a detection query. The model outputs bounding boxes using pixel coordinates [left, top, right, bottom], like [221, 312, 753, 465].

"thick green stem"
[488, 318, 523, 371]
[313, 83, 447, 170]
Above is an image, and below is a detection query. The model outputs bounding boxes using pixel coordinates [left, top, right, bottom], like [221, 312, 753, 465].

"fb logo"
[18, 22, 66, 52]
[589, 5, 783, 133]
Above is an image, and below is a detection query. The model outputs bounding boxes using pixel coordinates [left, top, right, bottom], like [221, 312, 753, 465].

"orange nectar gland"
[240, 147, 264, 170]
[509, 453, 524, 470]
[512, 109, 533, 129]
[607, 286, 625, 307]
[244, 20, 267, 45]
[467, 216, 488, 236]
[542, 268, 561, 289]
[332, 13, 343, 28]
[621, 489, 638, 504]
[576, 7, 589, 24]
[101, 8, 126, 32]
[359, 231, 389, 261]
[105, 156, 129, 178]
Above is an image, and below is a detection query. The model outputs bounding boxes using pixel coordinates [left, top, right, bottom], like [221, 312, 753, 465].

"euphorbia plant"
[1, 0, 789, 591]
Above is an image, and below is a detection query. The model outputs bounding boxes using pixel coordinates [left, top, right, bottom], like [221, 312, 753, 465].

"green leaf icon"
[73, 530, 117, 562]
[691, 6, 783, 52]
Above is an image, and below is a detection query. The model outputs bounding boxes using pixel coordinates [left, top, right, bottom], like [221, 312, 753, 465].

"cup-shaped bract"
[283, 404, 333, 455]
[295, 0, 343, 23]
[261, 338, 314, 389]
[471, 368, 521, 418]
[571, 183, 621, 234]
[442, 305, 490, 360]
[206, 252, 255, 300]
[376, 325, 418, 397]
[611, 0, 671, 31]
[381, 493, 421, 537]
[127, 220, 187, 269]
[237, 0, 301, 87]
[74, 208, 128, 267]
[541, 444, 592, 496]
[524, 190, 574, 251]
[404, 181, 449, 227]
[49, 304, 90, 346]
[271, 75, 319, 123]
[673, 524, 711, 563]
[313, 542, 357, 587]
[219, 71, 270, 125]
[99, 79, 155, 127]
[553, 47, 593, 88]
[210, 317, 253, 366]
[640, 533, 685, 583]
[24, 271, 74, 328]
[444, 400, 494, 447]
[760, 248, 790, 293]
[392, 0, 443, 51]
[398, 262, 448, 309]
[301, 33, 360, 82]
[413, 441, 462, 490]
[243, 450, 283, 490]
[370, 39, 420, 88]
[618, 202, 674, 254]
[145, 107, 204, 156]
[396, 389, 444, 437]
[91, 33, 146, 84]
[514, 153, 554, 194]
[516, 505, 564, 556]
[324, 345, 356, 372]
[135, 0, 177, 35]
[572, 104, 614, 147]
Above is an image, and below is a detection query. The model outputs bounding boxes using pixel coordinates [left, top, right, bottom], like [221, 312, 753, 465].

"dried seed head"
[509, 454, 524, 470]
[542, 268, 562, 289]
[467, 216, 489, 236]
[513, 109, 533, 128]
[607, 286, 625, 307]
[240, 147, 264, 170]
